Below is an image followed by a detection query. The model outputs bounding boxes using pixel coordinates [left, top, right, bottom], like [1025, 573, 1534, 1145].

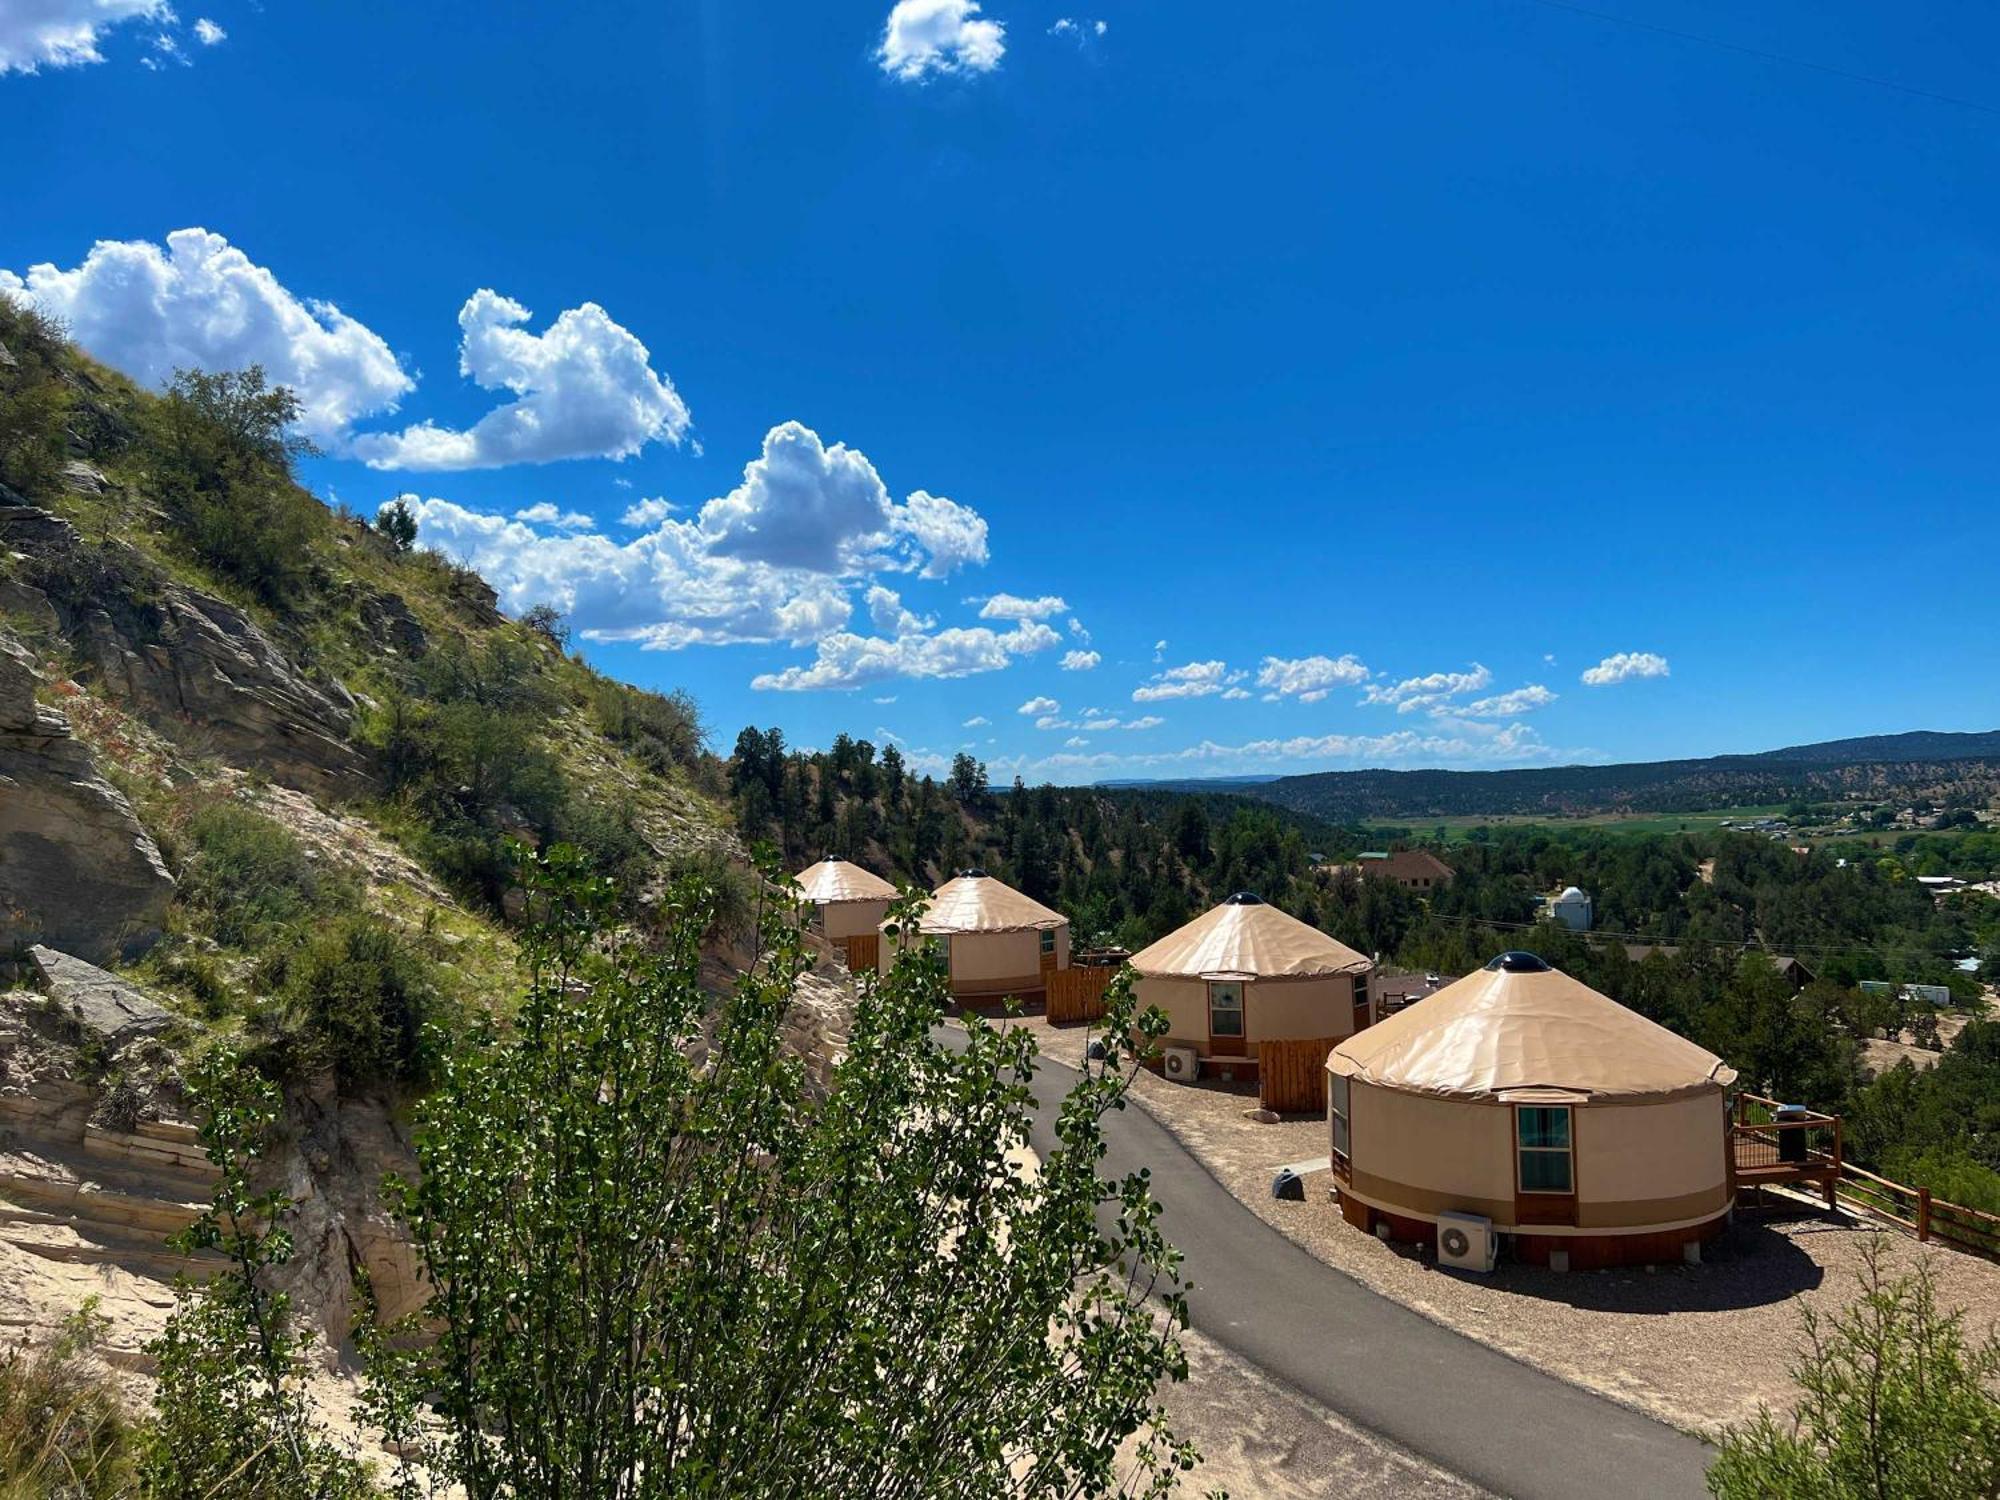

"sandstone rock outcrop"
[0, 631, 174, 961]
[0, 500, 369, 800]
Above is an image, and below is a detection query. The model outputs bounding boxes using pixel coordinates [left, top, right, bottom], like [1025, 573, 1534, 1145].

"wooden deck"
[1730, 1094, 1842, 1206]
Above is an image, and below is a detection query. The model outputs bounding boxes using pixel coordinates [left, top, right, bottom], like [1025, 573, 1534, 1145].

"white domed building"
[1326, 951, 1737, 1269]
[1551, 885, 1593, 932]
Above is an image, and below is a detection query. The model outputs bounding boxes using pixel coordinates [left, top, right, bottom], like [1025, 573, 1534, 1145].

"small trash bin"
[1775, 1104, 1810, 1164]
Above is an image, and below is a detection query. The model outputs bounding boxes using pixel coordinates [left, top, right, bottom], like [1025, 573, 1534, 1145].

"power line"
[1506, 0, 2000, 118]
[1424, 910, 1968, 964]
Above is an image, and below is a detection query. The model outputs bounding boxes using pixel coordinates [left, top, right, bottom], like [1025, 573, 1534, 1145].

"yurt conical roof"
[1328, 952, 1735, 1103]
[1128, 893, 1369, 981]
[896, 870, 1066, 934]
[794, 858, 898, 904]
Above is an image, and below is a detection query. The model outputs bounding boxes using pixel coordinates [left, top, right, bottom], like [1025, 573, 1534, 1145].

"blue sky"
[4, 0, 1996, 784]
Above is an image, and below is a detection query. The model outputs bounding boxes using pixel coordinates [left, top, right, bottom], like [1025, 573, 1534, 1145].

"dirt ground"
[1010, 1013, 2000, 1438]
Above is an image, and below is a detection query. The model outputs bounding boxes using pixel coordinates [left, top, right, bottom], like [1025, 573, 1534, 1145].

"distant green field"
[1363, 804, 1794, 843]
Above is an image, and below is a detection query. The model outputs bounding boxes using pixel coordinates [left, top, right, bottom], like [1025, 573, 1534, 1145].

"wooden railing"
[1046, 966, 1115, 1024]
[1732, 1092, 2000, 1264]
[841, 933, 880, 974]
[1258, 1036, 1339, 1115]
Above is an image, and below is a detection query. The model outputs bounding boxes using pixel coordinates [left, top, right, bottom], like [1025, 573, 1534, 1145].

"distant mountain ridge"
[1097, 729, 2000, 821]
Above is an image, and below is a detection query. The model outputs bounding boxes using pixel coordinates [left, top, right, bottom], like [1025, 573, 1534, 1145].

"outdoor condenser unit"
[1161, 1045, 1200, 1083]
[1436, 1210, 1497, 1272]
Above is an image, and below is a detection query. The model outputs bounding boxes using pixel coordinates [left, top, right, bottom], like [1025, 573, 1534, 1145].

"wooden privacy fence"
[1046, 965, 1115, 1023]
[1258, 1036, 1339, 1115]
[841, 933, 879, 973]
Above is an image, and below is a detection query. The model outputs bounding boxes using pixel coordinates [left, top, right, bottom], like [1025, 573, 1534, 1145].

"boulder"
[59, 462, 109, 496]
[0, 630, 174, 961]
[25, 946, 178, 1051]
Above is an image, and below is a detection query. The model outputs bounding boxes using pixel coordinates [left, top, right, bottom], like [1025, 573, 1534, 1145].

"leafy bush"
[176, 801, 342, 949]
[370, 848, 1202, 1498]
[138, 366, 329, 604]
[0, 297, 73, 499]
[1707, 1238, 2000, 1497]
[142, 1049, 372, 1499]
[262, 914, 439, 1090]
[591, 679, 708, 774]
[0, 1300, 137, 1498]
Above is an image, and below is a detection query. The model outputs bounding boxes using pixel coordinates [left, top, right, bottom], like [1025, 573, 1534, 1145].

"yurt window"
[1515, 1106, 1574, 1194]
[1330, 1074, 1351, 1168]
[1207, 981, 1245, 1038]
[1039, 929, 1056, 955]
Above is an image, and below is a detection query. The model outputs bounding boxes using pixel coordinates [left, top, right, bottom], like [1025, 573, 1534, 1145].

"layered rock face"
[0, 630, 174, 961]
[0, 499, 368, 801]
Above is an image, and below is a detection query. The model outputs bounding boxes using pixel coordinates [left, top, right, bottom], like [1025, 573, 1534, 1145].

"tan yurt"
[880, 869, 1069, 1000]
[1128, 893, 1372, 1081]
[793, 858, 899, 941]
[1326, 951, 1737, 1270]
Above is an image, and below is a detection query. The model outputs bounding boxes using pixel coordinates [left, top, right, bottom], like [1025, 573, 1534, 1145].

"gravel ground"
[1011, 1013, 2000, 1437]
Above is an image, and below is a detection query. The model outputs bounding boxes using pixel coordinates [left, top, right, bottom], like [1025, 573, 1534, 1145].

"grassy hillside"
[0, 296, 737, 1085]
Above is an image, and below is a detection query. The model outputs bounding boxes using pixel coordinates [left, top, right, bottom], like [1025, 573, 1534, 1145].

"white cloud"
[1133, 660, 1243, 702]
[878, 0, 1004, 81]
[1221, 686, 1251, 701]
[404, 495, 854, 651]
[0, 0, 168, 73]
[679, 423, 988, 579]
[1581, 651, 1670, 687]
[353, 289, 688, 470]
[1457, 684, 1557, 718]
[1068, 617, 1092, 644]
[619, 496, 676, 527]
[512, 502, 594, 530]
[894, 491, 989, 577]
[1019, 695, 1061, 716]
[873, 696, 898, 705]
[751, 620, 1059, 692]
[864, 584, 928, 635]
[192, 17, 224, 45]
[1, 228, 410, 440]
[979, 592, 1067, 621]
[1049, 17, 1106, 41]
[1256, 653, 1370, 703]
[1065, 736, 1089, 747]
[1362, 663, 1492, 714]
[963, 715, 991, 727]
[1059, 649, 1100, 672]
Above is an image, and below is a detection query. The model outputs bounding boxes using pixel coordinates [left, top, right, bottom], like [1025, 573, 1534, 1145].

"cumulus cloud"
[1014, 719, 1573, 784]
[675, 424, 989, 579]
[192, 17, 224, 45]
[1457, 684, 1557, 718]
[512, 502, 594, 530]
[1221, 686, 1251, 701]
[1, 228, 410, 440]
[1581, 651, 1670, 686]
[353, 289, 688, 470]
[1068, 617, 1092, 644]
[963, 715, 991, 727]
[1256, 653, 1369, 703]
[878, 0, 1004, 81]
[619, 497, 676, 527]
[979, 592, 1067, 621]
[1361, 663, 1492, 715]
[894, 491, 989, 577]
[0, 0, 170, 73]
[1019, 695, 1061, 716]
[866, 584, 932, 635]
[1060, 649, 1100, 672]
[750, 620, 1059, 692]
[1132, 660, 1244, 702]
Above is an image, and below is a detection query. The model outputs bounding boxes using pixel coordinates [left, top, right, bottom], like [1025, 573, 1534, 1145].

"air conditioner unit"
[1161, 1045, 1200, 1083]
[1436, 1210, 1496, 1272]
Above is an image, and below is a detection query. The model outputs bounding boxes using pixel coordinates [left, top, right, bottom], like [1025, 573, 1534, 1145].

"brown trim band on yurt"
[1337, 1178, 1733, 1236]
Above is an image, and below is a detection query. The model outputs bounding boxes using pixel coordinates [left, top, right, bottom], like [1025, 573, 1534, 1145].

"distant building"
[1338, 849, 1455, 892]
[1620, 943, 1817, 991]
[1551, 886, 1593, 931]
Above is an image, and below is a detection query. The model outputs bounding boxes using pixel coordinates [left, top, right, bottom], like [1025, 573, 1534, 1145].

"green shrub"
[0, 298, 73, 500]
[0, 1300, 137, 1498]
[1707, 1238, 2000, 1497]
[177, 802, 341, 948]
[268, 914, 439, 1089]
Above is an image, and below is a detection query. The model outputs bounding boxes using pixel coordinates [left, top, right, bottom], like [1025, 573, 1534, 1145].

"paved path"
[1011, 1052, 1715, 1500]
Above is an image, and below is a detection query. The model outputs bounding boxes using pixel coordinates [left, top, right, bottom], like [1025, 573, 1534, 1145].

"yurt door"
[1206, 981, 1247, 1056]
